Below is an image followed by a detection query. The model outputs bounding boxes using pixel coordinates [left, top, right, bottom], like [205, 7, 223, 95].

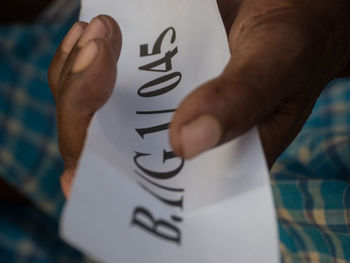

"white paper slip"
[60, 0, 280, 262]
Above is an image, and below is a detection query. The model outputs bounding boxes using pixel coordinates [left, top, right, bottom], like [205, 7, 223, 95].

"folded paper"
[60, 0, 280, 262]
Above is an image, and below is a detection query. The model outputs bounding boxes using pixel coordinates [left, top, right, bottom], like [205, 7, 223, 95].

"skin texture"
[48, 2, 350, 197]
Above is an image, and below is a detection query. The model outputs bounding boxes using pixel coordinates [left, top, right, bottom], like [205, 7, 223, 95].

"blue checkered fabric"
[273, 79, 350, 262]
[1, 5, 350, 261]
[0, 24, 67, 218]
[0, 8, 88, 262]
[0, 204, 84, 262]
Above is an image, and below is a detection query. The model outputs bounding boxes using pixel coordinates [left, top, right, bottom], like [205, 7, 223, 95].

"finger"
[55, 15, 122, 169]
[170, 7, 319, 159]
[48, 22, 87, 99]
[57, 37, 120, 169]
[49, 15, 122, 101]
[58, 16, 122, 92]
[259, 90, 317, 168]
[216, 0, 241, 34]
[78, 15, 122, 51]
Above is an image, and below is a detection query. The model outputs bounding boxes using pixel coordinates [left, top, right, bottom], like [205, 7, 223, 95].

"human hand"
[49, 0, 350, 197]
[48, 15, 122, 197]
[170, 0, 350, 166]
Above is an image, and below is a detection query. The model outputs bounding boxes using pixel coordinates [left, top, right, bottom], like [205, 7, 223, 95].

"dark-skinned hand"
[48, 1, 350, 197]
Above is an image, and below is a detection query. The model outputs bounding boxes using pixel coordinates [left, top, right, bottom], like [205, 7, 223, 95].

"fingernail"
[78, 17, 106, 47]
[72, 41, 98, 73]
[97, 15, 114, 35]
[61, 23, 84, 53]
[180, 114, 222, 159]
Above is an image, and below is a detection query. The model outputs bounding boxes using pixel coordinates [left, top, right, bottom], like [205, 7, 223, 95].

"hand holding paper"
[47, 0, 350, 261]
[48, 15, 122, 196]
[49, 0, 345, 196]
[54, 0, 280, 262]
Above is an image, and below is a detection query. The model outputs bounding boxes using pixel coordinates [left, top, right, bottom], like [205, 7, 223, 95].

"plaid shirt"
[273, 79, 350, 263]
[1, 6, 350, 262]
[0, 9, 87, 262]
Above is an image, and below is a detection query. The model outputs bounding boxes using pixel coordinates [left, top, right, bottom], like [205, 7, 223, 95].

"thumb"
[53, 16, 122, 169]
[170, 7, 318, 159]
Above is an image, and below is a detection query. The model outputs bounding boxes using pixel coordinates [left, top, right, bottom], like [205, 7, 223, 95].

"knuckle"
[236, 7, 310, 55]
[211, 77, 261, 131]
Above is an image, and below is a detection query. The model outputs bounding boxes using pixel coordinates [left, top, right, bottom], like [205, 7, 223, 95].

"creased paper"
[60, 0, 280, 262]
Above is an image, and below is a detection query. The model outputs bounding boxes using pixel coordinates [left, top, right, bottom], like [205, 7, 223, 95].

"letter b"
[131, 206, 181, 245]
